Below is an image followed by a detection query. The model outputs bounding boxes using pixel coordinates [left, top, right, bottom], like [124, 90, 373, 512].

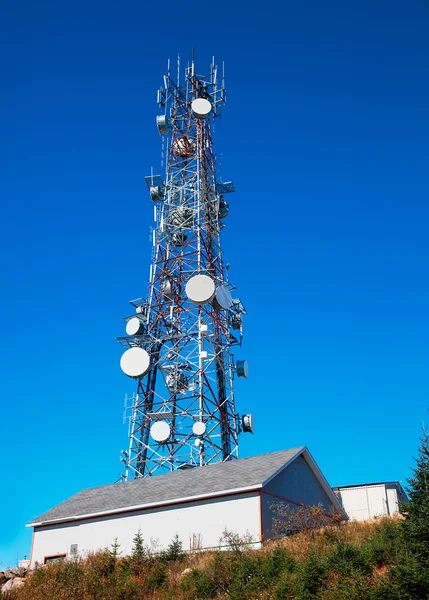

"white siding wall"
[386, 488, 399, 515]
[31, 492, 260, 566]
[337, 485, 389, 521]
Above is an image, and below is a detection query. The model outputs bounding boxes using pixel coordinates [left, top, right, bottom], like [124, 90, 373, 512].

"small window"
[70, 544, 78, 555]
[44, 554, 66, 564]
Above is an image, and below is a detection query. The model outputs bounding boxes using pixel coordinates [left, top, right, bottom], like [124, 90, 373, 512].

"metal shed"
[333, 482, 408, 521]
[27, 447, 345, 565]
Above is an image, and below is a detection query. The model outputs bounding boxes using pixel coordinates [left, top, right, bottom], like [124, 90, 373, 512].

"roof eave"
[27, 483, 263, 528]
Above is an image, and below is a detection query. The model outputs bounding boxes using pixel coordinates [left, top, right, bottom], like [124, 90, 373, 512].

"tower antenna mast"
[118, 57, 252, 478]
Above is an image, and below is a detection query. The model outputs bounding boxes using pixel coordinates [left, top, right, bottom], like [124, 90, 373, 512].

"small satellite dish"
[213, 285, 233, 310]
[191, 98, 212, 119]
[120, 347, 150, 378]
[166, 369, 188, 394]
[192, 421, 206, 436]
[170, 206, 194, 228]
[186, 274, 215, 303]
[126, 317, 144, 336]
[236, 359, 248, 378]
[230, 314, 242, 330]
[150, 186, 164, 202]
[242, 414, 254, 434]
[172, 136, 195, 158]
[171, 232, 188, 247]
[156, 115, 171, 135]
[160, 279, 174, 299]
[150, 420, 171, 443]
[218, 197, 229, 219]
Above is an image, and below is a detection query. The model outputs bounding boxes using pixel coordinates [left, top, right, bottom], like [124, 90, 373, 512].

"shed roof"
[28, 447, 343, 526]
[333, 481, 408, 499]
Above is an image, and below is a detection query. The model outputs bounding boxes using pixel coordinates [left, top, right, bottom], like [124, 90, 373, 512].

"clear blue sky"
[1, 0, 428, 566]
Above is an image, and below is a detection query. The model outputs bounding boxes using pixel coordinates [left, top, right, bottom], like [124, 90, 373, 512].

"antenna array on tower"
[118, 56, 252, 479]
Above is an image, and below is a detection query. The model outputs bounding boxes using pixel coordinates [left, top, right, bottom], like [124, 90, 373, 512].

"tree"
[131, 530, 146, 561]
[400, 427, 429, 561]
[109, 538, 122, 561]
[163, 534, 184, 561]
[130, 529, 146, 574]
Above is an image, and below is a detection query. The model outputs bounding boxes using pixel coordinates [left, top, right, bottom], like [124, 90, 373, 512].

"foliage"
[162, 534, 184, 562]
[5, 513, 429, 599]
[219, 527, 254, 553]
[130, 529, 146, 575]
[270, 501, 340, 538]
[400, 427, 429, 561]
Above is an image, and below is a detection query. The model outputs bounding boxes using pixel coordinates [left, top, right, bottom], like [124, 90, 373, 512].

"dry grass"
[263, 516, 398, 561]
[6, 517, 407, 600]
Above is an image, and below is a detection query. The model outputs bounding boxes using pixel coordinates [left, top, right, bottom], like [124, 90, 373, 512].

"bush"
[360, 519, 402, 567]
[265, 546, 297, 578]
[295, 547, 327, 598]
[325, 541, 372, 577]
[162, 534, 184, 562]
[180, 568, 218, 599]
[274, 572, 296, 600]
[270, 502, 337, 537]
[144, 562, 167, 593]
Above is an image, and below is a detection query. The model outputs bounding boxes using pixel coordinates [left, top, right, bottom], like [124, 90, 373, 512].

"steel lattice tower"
[118, 56, 252, 479]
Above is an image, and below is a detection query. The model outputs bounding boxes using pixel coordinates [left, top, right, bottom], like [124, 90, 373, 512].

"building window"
[44, 554, 66, 564]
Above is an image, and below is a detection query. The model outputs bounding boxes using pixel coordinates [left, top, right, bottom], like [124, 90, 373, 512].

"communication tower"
[118, 56, 252, 479]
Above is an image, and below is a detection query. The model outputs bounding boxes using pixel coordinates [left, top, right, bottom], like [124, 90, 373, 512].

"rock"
[180, 567, 192, 578]
[2, 577, 25, 592]
[10, 567, 27, 577]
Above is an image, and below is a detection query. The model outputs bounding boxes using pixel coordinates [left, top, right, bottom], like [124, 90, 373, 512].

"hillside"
[2, 516, 428, 600]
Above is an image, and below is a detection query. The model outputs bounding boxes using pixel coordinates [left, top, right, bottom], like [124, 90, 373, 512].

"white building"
[27, 446, 345, 565]
[333, 482, 408, 521]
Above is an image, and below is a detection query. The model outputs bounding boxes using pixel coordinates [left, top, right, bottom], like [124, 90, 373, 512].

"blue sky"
[1, 0, 428, 566]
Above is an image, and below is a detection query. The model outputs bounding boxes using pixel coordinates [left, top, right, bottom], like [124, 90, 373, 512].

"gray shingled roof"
[29, 447, 304, 526]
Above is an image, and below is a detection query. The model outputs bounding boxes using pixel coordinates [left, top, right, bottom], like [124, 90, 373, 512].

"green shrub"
[274, 572, 296, 600]
[295, 547, 327, 598]
[360, 519, 402, 567]
[56, 557, 85, 597]
[229, 552, 266, 599]
[388, 550, 429, 600]
[162, 534, 184, 562]
[323, 574, 374, 600]
[325, 541, 371, 577]
[265, 546, 297, 578]
[145, 562, 167, 593]
[180, 568, 218, 599]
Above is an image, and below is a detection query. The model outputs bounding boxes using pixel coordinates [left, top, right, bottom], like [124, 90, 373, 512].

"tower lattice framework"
[118, 57, 250, 479]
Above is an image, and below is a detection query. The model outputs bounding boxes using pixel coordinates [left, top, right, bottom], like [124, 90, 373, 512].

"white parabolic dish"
[192, 421, 206, 436]
[186, 274, 215, 303]
[126, 317, 143, 336]
[120, 347, 150, 378]
[151, 420, 171, 443]
[191, 98, 212, 119]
